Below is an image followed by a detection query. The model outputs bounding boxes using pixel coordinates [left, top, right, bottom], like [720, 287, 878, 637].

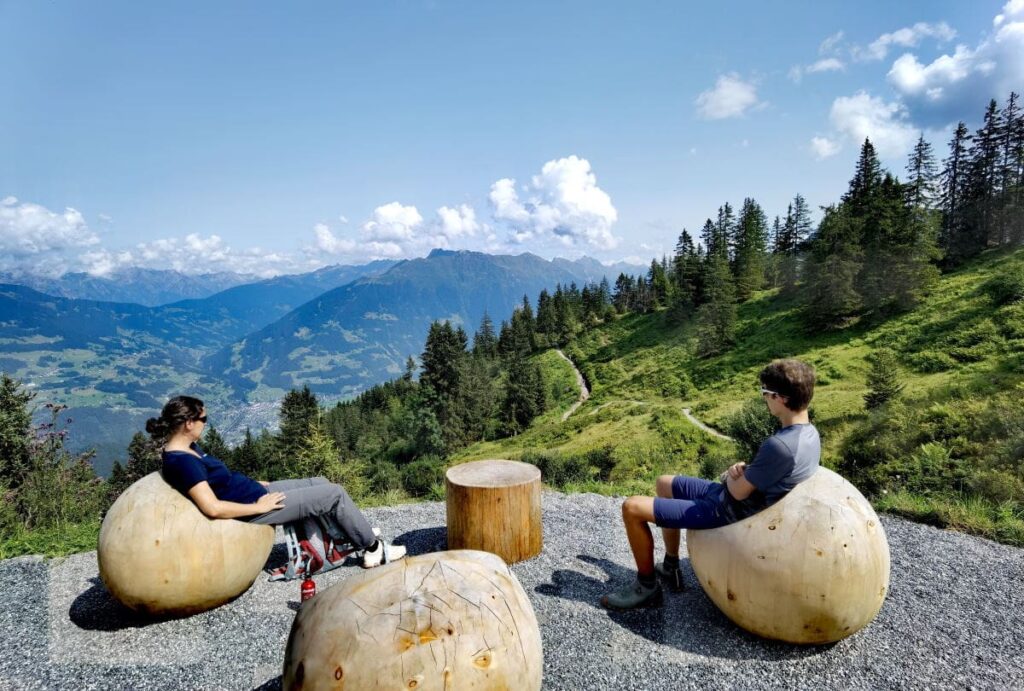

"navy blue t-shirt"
[162, 443, 267, 504]
[724, 423, 820, 520]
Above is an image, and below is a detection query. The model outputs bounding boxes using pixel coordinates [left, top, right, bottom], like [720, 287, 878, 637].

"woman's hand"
[254, 492, 285, 513]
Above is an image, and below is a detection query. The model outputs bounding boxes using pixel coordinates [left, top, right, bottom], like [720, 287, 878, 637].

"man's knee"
[656, 475, 675, 498]
[622, 496, 651, 521]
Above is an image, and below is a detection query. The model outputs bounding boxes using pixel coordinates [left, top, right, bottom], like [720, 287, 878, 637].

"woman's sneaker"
[361, 540, 407, 568]
[600, 580, 663, 610]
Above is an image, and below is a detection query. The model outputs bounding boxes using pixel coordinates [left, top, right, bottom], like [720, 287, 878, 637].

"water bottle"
[301, 574, 316, 602]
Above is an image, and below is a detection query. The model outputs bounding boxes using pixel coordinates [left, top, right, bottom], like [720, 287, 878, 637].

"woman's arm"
[187, 481, 285, 519]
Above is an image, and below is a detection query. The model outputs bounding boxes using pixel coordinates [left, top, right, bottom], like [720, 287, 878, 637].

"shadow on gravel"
[252, 676, 282, 690]
[394, 526, 448, 555]
[69, 577, 160, 631]
[536, 555, 834, 662]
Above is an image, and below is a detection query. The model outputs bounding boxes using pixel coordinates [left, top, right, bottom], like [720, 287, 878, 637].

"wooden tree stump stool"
[446, 460, 542, 563]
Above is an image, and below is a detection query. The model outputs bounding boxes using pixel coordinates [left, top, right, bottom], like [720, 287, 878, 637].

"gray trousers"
[247, 476, 377, 549]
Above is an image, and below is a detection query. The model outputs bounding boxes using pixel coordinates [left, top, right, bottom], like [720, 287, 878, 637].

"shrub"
[982, 269, 1024, 306]
[725, 398, 779, 458]
[968, 469, 1024, 504]
[401, 456, 446, 497]
[907, 349, 956, 373]
[369, 461, 402, 494]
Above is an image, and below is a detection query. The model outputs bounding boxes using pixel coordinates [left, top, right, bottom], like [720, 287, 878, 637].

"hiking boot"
[361, 540, 407, 569]
[655, 561, 686, 592]
[600, 580, 663, 610]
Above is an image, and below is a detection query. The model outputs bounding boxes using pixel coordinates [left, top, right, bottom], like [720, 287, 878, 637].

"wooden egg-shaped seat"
[98, 472, 274, 617]
[283, 549, 543, 691]
[686, 467, 890, 644]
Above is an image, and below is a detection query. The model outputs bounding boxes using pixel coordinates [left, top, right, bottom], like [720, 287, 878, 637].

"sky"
[1, 0, 1022, 277]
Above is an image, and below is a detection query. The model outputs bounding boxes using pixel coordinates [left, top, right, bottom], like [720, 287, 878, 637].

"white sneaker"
[361, 540, 407, 568]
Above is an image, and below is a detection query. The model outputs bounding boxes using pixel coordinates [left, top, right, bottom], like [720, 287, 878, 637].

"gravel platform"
[2, 491, 1022, 690]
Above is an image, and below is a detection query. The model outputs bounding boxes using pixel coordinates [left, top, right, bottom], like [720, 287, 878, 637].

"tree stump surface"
[446, 460, 542, 564]
[283, 549, 543, 691]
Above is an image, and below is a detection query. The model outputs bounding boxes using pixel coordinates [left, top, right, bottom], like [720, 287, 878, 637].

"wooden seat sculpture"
[283, 549, 543, 691]
[445, 459, 543, 564]
[686, 467, 890, 644]
[98, 472, 274, 617]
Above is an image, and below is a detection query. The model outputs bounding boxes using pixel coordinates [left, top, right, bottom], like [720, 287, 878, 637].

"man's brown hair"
[759, 359, 815, 411]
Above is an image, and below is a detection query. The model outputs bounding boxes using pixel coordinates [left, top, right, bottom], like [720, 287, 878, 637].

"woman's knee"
[656, 475, 675, 498]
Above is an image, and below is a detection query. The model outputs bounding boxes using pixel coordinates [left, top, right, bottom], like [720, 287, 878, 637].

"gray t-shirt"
[725, 423, 820, 520]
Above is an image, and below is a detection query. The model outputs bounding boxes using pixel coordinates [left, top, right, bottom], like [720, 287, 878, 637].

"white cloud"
[887, 4, 1024, 123]
[819, 31, 845, 55]
[0, 197, 99, 257]
[360, 202, 423, 243]
[996, 0, 1024, 26]
[436, 204, 479, 239]
[856, 22, 956, 62]
[489, 155, 619, 250]
[828, 91, 919, 159]
[811, 136, 842, 160]
[695, 73, 762, 120]
[808, 58, 845, 73]
[488, 178, 529, 223]
[313, 223, 357, 255]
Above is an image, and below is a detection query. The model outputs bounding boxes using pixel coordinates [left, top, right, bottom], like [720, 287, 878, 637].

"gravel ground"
[2, 491, 1023, 690]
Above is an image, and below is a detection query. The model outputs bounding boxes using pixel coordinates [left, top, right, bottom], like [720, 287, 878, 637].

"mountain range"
[0, 251, 643, 474]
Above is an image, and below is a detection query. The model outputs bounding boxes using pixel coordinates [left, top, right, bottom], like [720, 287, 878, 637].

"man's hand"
[254, 492, 285, 513]
[258, 480, 270, 487]
[726, 462, 747, 480]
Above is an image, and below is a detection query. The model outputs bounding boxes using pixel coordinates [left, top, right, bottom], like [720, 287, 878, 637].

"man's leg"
[622, 496, 657, 576]
[655, 475, 680, 558]
[600, 496, 662, 610]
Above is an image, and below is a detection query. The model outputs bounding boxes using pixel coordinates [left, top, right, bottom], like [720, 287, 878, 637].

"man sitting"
[601, 358, 820, 610]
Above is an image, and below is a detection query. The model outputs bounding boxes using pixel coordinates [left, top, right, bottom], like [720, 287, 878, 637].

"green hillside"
[456, 247, 1024, 545]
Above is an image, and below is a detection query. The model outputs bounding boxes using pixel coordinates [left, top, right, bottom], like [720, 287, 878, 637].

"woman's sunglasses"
[193, 415, 208, 423]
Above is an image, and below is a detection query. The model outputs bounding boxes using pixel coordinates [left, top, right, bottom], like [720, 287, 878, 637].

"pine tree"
[671, 229, 701, 317]
[647, 258, 670, 308]
[278, 385, 320, 460]
[998, 92, 1023, 245]
[201, 426, 231, 460]
[472, 312, 498, 358]
[500, 352, 545, 435]
[420, 321, 466, 420]
[844, 139, 883, 217]
[802, 205, 863, 328]
[864, 349, 905, 410]
[733, 197, 769, 300]
[906, 133, 938, 210]
[940, 121, 972, 263]
[696, 251, 737, 356]
[965, 99, 1002, 251]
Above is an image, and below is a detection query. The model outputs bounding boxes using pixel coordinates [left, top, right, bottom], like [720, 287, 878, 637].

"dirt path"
[682, 408, 734, 441]
[555, 349, 590, 421]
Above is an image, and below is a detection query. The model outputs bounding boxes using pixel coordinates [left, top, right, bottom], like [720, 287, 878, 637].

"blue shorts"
[652, 475, 733, 529]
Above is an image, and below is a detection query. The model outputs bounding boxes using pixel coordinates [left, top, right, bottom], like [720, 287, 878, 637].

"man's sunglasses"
[759, 387, 781, 398]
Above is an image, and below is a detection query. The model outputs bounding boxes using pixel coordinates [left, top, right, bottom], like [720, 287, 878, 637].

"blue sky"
[1, 1, 1021, 276]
